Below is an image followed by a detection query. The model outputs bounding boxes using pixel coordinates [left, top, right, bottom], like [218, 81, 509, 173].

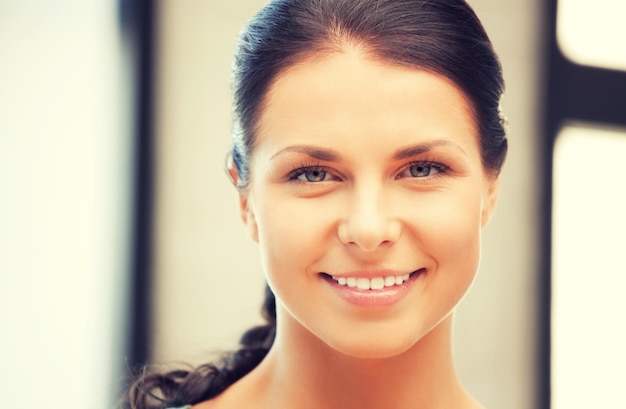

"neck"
[247, 309, 474, 409]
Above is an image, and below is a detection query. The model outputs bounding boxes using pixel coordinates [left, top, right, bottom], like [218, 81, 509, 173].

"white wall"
[153, 1, 542, 408]
[152, 0, 269, 365]
[0, 2, 133, 409]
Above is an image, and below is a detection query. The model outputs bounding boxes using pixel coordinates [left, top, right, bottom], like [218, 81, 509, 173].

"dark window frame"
[124, 0, 157, 371]
[541, 1, 626, 408]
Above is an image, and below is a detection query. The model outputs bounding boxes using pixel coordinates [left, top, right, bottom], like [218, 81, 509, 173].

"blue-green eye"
[399, 161, 448, 179]
[409, 164, 434, 177]
[289, 166, 331, 183]
[300, 168, 327, 182]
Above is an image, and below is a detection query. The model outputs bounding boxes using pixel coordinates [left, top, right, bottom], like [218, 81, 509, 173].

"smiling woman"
[241, 56, 498, 363]
[240, 55, 497, 364]
[125, 1, 507, 408]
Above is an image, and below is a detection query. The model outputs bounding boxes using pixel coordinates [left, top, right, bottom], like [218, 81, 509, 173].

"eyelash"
[396, 160, 449, 179]
[286, 160, 450, 184]
[287, 162, 335, 183]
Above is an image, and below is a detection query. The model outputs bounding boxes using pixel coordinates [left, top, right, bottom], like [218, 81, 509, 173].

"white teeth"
[370, 277, 385, 290]
[356, 278, 370, 290]
[331, 273, 414, 290]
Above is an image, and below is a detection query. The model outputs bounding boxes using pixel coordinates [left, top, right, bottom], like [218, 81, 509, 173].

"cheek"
[400, 189, 483, 326]
[253, 193, 336, 279]
[404, 187, 483, 269]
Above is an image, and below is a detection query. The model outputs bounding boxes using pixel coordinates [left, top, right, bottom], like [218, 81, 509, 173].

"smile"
[323, 269, 424, 291]
[320, 269, 425, 307]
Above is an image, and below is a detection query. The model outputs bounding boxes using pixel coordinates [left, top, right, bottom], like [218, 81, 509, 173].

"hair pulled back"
[125, 286, 275, 409]
[231, 0, 507, 186]
[126, 1, 506, 408]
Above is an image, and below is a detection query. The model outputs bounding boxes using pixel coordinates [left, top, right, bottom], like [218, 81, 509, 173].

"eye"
[289, 166, 334, 183]
[409, 164, 435, 177]
[397, 161, 448, 179]
[301, 168, 327, 182]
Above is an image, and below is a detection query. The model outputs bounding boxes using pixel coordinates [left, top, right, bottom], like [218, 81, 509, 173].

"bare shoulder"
[191, 391, 238, 409]
[190, 373, 264, 409]
[190, 393, 255, 409]
[191, 400, 213, 409]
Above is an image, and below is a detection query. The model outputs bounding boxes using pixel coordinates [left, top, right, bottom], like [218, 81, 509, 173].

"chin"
[321, 313, 453, 361]
[327, 332, 420, 360]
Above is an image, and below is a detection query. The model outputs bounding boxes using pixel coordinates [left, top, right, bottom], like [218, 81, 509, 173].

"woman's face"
[236, 50, 499, 358]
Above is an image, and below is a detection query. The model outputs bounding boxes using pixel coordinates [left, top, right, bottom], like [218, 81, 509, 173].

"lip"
[321, 269, 425, 307]
[327, 269, 412, 279]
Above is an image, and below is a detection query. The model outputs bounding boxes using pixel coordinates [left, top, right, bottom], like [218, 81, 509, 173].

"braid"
[124, 286, 276, 409]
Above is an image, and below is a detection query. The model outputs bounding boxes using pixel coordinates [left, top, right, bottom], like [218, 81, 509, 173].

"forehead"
[255, 50, 479, 157]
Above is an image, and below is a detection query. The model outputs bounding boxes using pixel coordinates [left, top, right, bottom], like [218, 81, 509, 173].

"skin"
[199, 48, 498, 409]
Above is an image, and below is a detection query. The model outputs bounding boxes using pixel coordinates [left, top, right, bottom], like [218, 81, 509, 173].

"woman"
[127, 0, 507, 407]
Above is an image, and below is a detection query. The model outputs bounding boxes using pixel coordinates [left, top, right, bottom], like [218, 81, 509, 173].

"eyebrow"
[270, 140, 467, 161]
[270, 145, 341, 161]
[393, 140, 468, 160]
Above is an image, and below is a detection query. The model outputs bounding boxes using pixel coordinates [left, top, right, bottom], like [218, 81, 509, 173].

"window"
[549, 1, 626, 408]
[552, 124, 626, 408]
[0, 2, 141, 408]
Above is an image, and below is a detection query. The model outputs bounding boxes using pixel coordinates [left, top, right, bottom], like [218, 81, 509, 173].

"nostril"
[337, 217, 402, 251]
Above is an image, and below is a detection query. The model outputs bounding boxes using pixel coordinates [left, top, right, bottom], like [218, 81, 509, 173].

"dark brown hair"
[125, 1, 506, 407]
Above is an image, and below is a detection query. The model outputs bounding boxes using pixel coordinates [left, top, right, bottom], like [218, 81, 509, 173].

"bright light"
[552, 124, 626, 408]
[557, 0, 626, 71]
[0, 2, 132, 409]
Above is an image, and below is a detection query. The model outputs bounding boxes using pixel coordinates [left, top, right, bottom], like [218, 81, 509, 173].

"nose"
[337, 184, 402, 252]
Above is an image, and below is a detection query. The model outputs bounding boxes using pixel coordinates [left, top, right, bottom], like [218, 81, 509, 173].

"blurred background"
[1, 1, 624, 408]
